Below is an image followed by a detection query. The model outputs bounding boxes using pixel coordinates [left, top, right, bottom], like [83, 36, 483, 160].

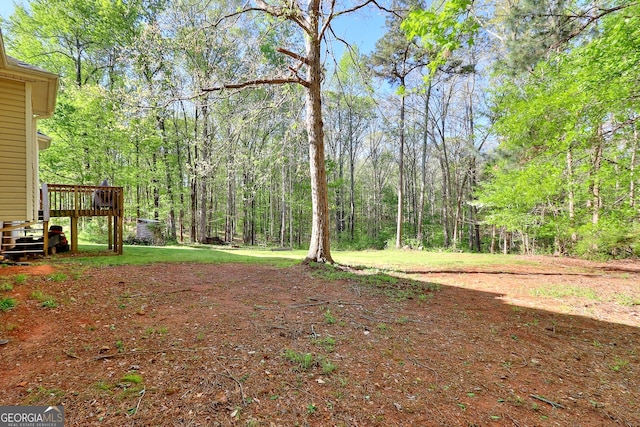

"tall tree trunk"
[280, 134, 288, 247]
[189, 105, 199, 243]
[152, 152, 160, 220]
[304, 5, 333, 263]
[348, 117, 356, 241]
[226, 138, 236, 243]
[631, 125, 638, 208]
[395, 87, 406, 249]
[591, 127, 604, 225]
[198, 103, 209, 243]
[158, 115, 177, 240]
[566, 144, 577, 243]
[435, 86, 454, 248]
[417, 83, 432, 244]
[189, 144, 197, 243]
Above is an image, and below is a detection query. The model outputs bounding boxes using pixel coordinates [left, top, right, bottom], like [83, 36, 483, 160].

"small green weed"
[323, 309, 336, 324]
[13, 274, 28, 285]
[614, 294, 640, 306]
[284, 349, 315, 371]
[609, 356, 629, 372]
[0, 296, 17, 312]
[284, 349, 339, 374]
[94, 381, 112, 392]
[143, 326, 168, 337]
[313, 336, 336, 352]
[319, 357, 338, 374]
[121, 373, 143, 384]
[24, 386, 65, 404]
[47, 273, 68, 282]
[0, 281, 13, 292]
[117, 373, 145, 401]
[30, 290, 58, 308]
[3, 322, 18, 332]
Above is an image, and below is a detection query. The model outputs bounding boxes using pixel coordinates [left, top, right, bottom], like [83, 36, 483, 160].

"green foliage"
[480, 3, 640, 256]
[402, 0, 479, 74]
[573, 221, 640, 260]
[499, 0, 582, 73]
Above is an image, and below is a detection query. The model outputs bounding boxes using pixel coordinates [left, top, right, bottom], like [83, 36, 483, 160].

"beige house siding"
[26, 82, 37, 220]
[0, 78, 28, 221]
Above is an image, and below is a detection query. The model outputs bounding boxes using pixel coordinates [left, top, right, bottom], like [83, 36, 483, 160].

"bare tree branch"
[319, 0, 337, 42]
[256, 0, 306, 31]
[277, 47, 309, 65]
[202, 77, 309, 93]
[333, 0, 400, 20]
[555, 3, 639, 48]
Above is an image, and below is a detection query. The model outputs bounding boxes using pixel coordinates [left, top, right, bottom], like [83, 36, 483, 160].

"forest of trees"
[1, 0, 638, 259]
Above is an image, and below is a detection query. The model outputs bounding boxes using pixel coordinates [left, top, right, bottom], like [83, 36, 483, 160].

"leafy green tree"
[5, 0, 141, 87]
[481, 2, 640, 257]
[325, 48, 375, 242]
[368, 0, 429, 248]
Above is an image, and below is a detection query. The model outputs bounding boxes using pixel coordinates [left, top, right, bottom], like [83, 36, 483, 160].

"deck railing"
[42, 184, 124, 219]
[41, 183, 124, 254]
[2, 184, 124, 258]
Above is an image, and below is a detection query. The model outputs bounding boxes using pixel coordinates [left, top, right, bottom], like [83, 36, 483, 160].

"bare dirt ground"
[0, 255, 638, 426]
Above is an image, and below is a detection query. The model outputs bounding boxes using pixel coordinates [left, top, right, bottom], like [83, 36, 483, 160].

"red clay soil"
[0, 256, 638, 426]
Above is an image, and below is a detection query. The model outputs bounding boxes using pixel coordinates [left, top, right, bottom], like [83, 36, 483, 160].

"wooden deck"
[41, 183, 124, 255]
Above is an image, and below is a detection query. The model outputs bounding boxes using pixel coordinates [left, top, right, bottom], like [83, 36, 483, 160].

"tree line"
[1, 0, 638, 259]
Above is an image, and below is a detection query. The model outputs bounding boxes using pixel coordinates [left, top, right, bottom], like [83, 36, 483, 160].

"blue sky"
[0, 1, 23, 21]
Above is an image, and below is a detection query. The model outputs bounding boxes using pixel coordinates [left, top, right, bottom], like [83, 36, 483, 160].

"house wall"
[0, 77, 29, 222]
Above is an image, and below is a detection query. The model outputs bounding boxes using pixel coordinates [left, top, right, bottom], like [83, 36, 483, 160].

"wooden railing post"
[42, 183, 50, 256]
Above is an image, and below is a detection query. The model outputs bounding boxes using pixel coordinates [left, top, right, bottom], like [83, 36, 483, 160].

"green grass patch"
[0, 296, 17, 311]
[283, 349, 339, 374]
[0, 281, 13, 292]
[63, 244, 537, 273]
[333, 250, 534, 271]
[47, 272, 68, 282]
[308, 263, 440, 301]
[530, 285, 599, 300]
[121, 373, 143, 384]
[614, 294, 640, 306]
[313, 336, 336, 353]
[284, 349, 316, 371]
[30, 290, 58, 308]
[60, 244, 302, 268]
[13, 274, 28, 285]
